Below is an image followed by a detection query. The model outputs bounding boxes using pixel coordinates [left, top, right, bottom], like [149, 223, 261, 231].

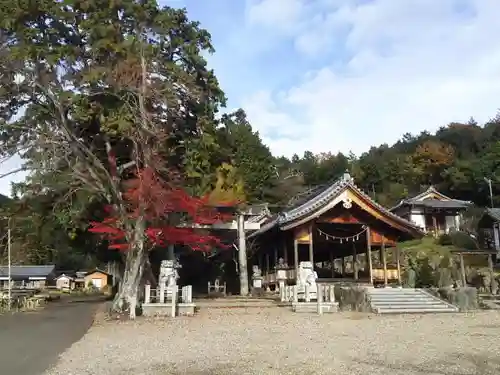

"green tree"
[218, 109, 275, 202]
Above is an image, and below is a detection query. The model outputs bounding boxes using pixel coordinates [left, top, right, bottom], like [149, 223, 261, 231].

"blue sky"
[164, 0, 500, 158]
[2, 0, 500, 195]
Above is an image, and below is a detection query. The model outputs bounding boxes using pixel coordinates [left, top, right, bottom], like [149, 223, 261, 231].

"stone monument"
[251, 265, 265, 297]
[159, 260, 180, 301]
[252, 265, 263, 288]
[296, 261, 318, 300]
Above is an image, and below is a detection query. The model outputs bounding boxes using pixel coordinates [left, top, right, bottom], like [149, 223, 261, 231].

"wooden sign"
[318, 211, 361, 224]
[370, 229, 396, 246]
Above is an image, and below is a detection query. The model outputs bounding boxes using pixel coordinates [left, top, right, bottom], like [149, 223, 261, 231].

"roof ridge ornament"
[342, 197, 353, 209]
[342, 170, 353, 183]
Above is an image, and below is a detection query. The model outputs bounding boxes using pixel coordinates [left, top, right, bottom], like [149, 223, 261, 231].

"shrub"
[427, 287, 479, 311]
[101, 284, 112, 296]
[334, 285, 371, 312]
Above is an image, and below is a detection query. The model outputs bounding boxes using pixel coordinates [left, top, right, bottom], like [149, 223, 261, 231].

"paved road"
[0, 297, 101, 375]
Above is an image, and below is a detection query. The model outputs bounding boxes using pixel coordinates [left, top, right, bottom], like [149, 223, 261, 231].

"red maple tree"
[88, 166, 235, 252]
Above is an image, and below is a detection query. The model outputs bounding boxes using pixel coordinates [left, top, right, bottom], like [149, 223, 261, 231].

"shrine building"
[248, 172, 424, 288]
[390, 186, 471, 236]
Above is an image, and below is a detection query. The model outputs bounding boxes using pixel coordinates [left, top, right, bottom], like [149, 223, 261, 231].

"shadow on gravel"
[68, 298, 106, 304]
[148, 363, 242, 375]
[148, 363, 320, 375]
[354, 353, 500, 375]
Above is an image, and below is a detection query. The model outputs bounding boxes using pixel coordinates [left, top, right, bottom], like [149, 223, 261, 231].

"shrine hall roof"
[249, 172, 423, 239]
[390, 186, 472, 212]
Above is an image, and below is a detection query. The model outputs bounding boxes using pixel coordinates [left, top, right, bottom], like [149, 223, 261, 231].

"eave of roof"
[390, 187, 472, 212]
[247, 216, 279, 239]
[56, 274, 75, 280]
[405, 199, 471, 209]
[484, 208, 500, 222]
[85, 269, 111, 276]
[0, 265, 56, 278]
[407, 186, 470, 204]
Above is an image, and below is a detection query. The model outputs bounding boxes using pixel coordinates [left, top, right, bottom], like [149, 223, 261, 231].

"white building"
[390, 186, 471, 235]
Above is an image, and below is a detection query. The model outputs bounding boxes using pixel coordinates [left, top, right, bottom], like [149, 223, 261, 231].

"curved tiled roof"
[249, 172, 423, 238]
[390, 186, 472, 211]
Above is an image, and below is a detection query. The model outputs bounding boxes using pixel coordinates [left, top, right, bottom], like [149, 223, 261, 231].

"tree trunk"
[112, 219, 147, 319]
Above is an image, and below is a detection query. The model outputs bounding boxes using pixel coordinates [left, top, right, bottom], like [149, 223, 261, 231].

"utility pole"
[485, 177, 494, 208]
[7, 220, 11, 311]
[237, 212, 249, 296]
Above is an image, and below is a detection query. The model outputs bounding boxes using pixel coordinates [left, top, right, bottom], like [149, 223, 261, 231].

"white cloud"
[245, 0, 305, 34]
[242, 0, 500, 157]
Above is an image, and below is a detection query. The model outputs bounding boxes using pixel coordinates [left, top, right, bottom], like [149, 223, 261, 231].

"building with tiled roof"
[390, 186, 472, 235]
[249, 172, 424, 288]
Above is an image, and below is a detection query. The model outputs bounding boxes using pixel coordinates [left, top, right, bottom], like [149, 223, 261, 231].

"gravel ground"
[46, 309, 500, 375]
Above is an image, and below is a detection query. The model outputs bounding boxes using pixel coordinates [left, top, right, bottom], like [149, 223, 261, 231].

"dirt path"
[0, 297, 102, 375]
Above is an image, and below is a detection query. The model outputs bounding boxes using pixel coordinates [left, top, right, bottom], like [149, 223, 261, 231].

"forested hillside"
[269, 116, 500, 209]
[219, 114, 500, 210]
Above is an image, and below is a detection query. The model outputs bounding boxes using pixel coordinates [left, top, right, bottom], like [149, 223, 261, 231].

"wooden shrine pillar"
[353, 242, 358, 280]
[274, 246, 278, 267]
[329, 250, 334, 277]
[459, 253, 466, 287]
[432, 216, 438, 237]
[381, 239, 388, 287]
[396, 246, 402, 284]
[309, 224, 314, 265]
[266, 253, 270, 275]
[293, 238, 299, 282]
[341, 257, 345, 277]
[283, 239, 288, 265]
[366, 227, 373, 284]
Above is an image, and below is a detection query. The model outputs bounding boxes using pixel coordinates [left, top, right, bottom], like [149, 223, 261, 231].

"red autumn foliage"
[88, 167, 236, 252]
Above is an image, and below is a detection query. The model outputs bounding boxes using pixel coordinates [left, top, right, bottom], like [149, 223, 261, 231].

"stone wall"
[425, 287, 479, 312]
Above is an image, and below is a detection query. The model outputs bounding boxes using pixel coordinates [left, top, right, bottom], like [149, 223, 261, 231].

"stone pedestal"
[251, 265, 264, 296]
[276, 269, 287, 293]
[253, 277, 263, 288]
[296, 261, 318, 301]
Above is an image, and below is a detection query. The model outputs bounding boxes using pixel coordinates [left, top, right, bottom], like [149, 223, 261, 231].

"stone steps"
[479, 294, 500, 310]
[367, 288, 459, 314]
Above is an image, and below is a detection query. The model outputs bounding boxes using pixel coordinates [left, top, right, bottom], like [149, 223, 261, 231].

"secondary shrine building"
[390, 186, 471, 236]
[248, 172, 424, 288]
